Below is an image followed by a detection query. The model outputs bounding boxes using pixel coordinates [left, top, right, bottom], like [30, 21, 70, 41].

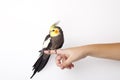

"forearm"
[87, 43, 120, 60]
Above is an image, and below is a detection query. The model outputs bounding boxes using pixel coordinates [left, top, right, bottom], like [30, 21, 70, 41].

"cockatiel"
[30, 22, 64, 79]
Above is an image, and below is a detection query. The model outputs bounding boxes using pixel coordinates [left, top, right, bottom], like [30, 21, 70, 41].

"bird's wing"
[42, 34, 51, 49]
[44, 34, 50, 41]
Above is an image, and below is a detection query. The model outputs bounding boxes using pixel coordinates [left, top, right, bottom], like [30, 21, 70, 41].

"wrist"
[83, 44, 94, 57]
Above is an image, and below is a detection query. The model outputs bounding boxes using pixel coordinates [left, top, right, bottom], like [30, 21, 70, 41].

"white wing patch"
[42, 37, 51, 48]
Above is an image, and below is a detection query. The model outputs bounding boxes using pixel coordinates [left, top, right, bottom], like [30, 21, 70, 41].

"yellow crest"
[50, 21, 60, 31]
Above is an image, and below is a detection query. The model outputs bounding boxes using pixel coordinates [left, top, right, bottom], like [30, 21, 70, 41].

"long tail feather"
[30, 52, 50, 79]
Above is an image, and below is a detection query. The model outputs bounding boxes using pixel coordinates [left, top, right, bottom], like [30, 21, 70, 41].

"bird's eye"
[52, 30, 55, 31]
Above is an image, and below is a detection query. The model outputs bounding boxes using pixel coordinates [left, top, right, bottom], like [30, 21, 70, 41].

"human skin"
[44, 43, 120, 69]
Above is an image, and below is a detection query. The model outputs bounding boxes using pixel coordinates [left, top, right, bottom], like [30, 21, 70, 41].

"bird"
[30, 22, 64, 79]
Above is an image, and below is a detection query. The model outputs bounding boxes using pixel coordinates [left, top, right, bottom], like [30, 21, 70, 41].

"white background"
[0, 0, 120, 80]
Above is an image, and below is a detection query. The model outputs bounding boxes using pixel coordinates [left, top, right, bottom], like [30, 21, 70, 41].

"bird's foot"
[54, 49, 57, 54]
[48, 50, 51, 53]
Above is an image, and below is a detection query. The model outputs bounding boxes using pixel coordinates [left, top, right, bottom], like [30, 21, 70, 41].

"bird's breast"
[50, 35, 64, 49]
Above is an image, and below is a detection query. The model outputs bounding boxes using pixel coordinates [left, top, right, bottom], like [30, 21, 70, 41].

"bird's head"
[49, 22, 61, 37]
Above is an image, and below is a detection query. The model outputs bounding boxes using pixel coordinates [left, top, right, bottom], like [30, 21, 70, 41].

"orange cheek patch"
[55, 30, 58, 34]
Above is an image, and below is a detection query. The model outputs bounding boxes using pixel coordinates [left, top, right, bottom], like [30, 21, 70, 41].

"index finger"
[44, 50, 57, 54]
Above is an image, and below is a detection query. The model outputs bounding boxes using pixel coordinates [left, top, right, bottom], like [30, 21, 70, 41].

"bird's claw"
[55, 49, 57, 54]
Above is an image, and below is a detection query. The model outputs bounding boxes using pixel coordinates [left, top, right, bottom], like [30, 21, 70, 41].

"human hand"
[44, 47, 88, 69]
